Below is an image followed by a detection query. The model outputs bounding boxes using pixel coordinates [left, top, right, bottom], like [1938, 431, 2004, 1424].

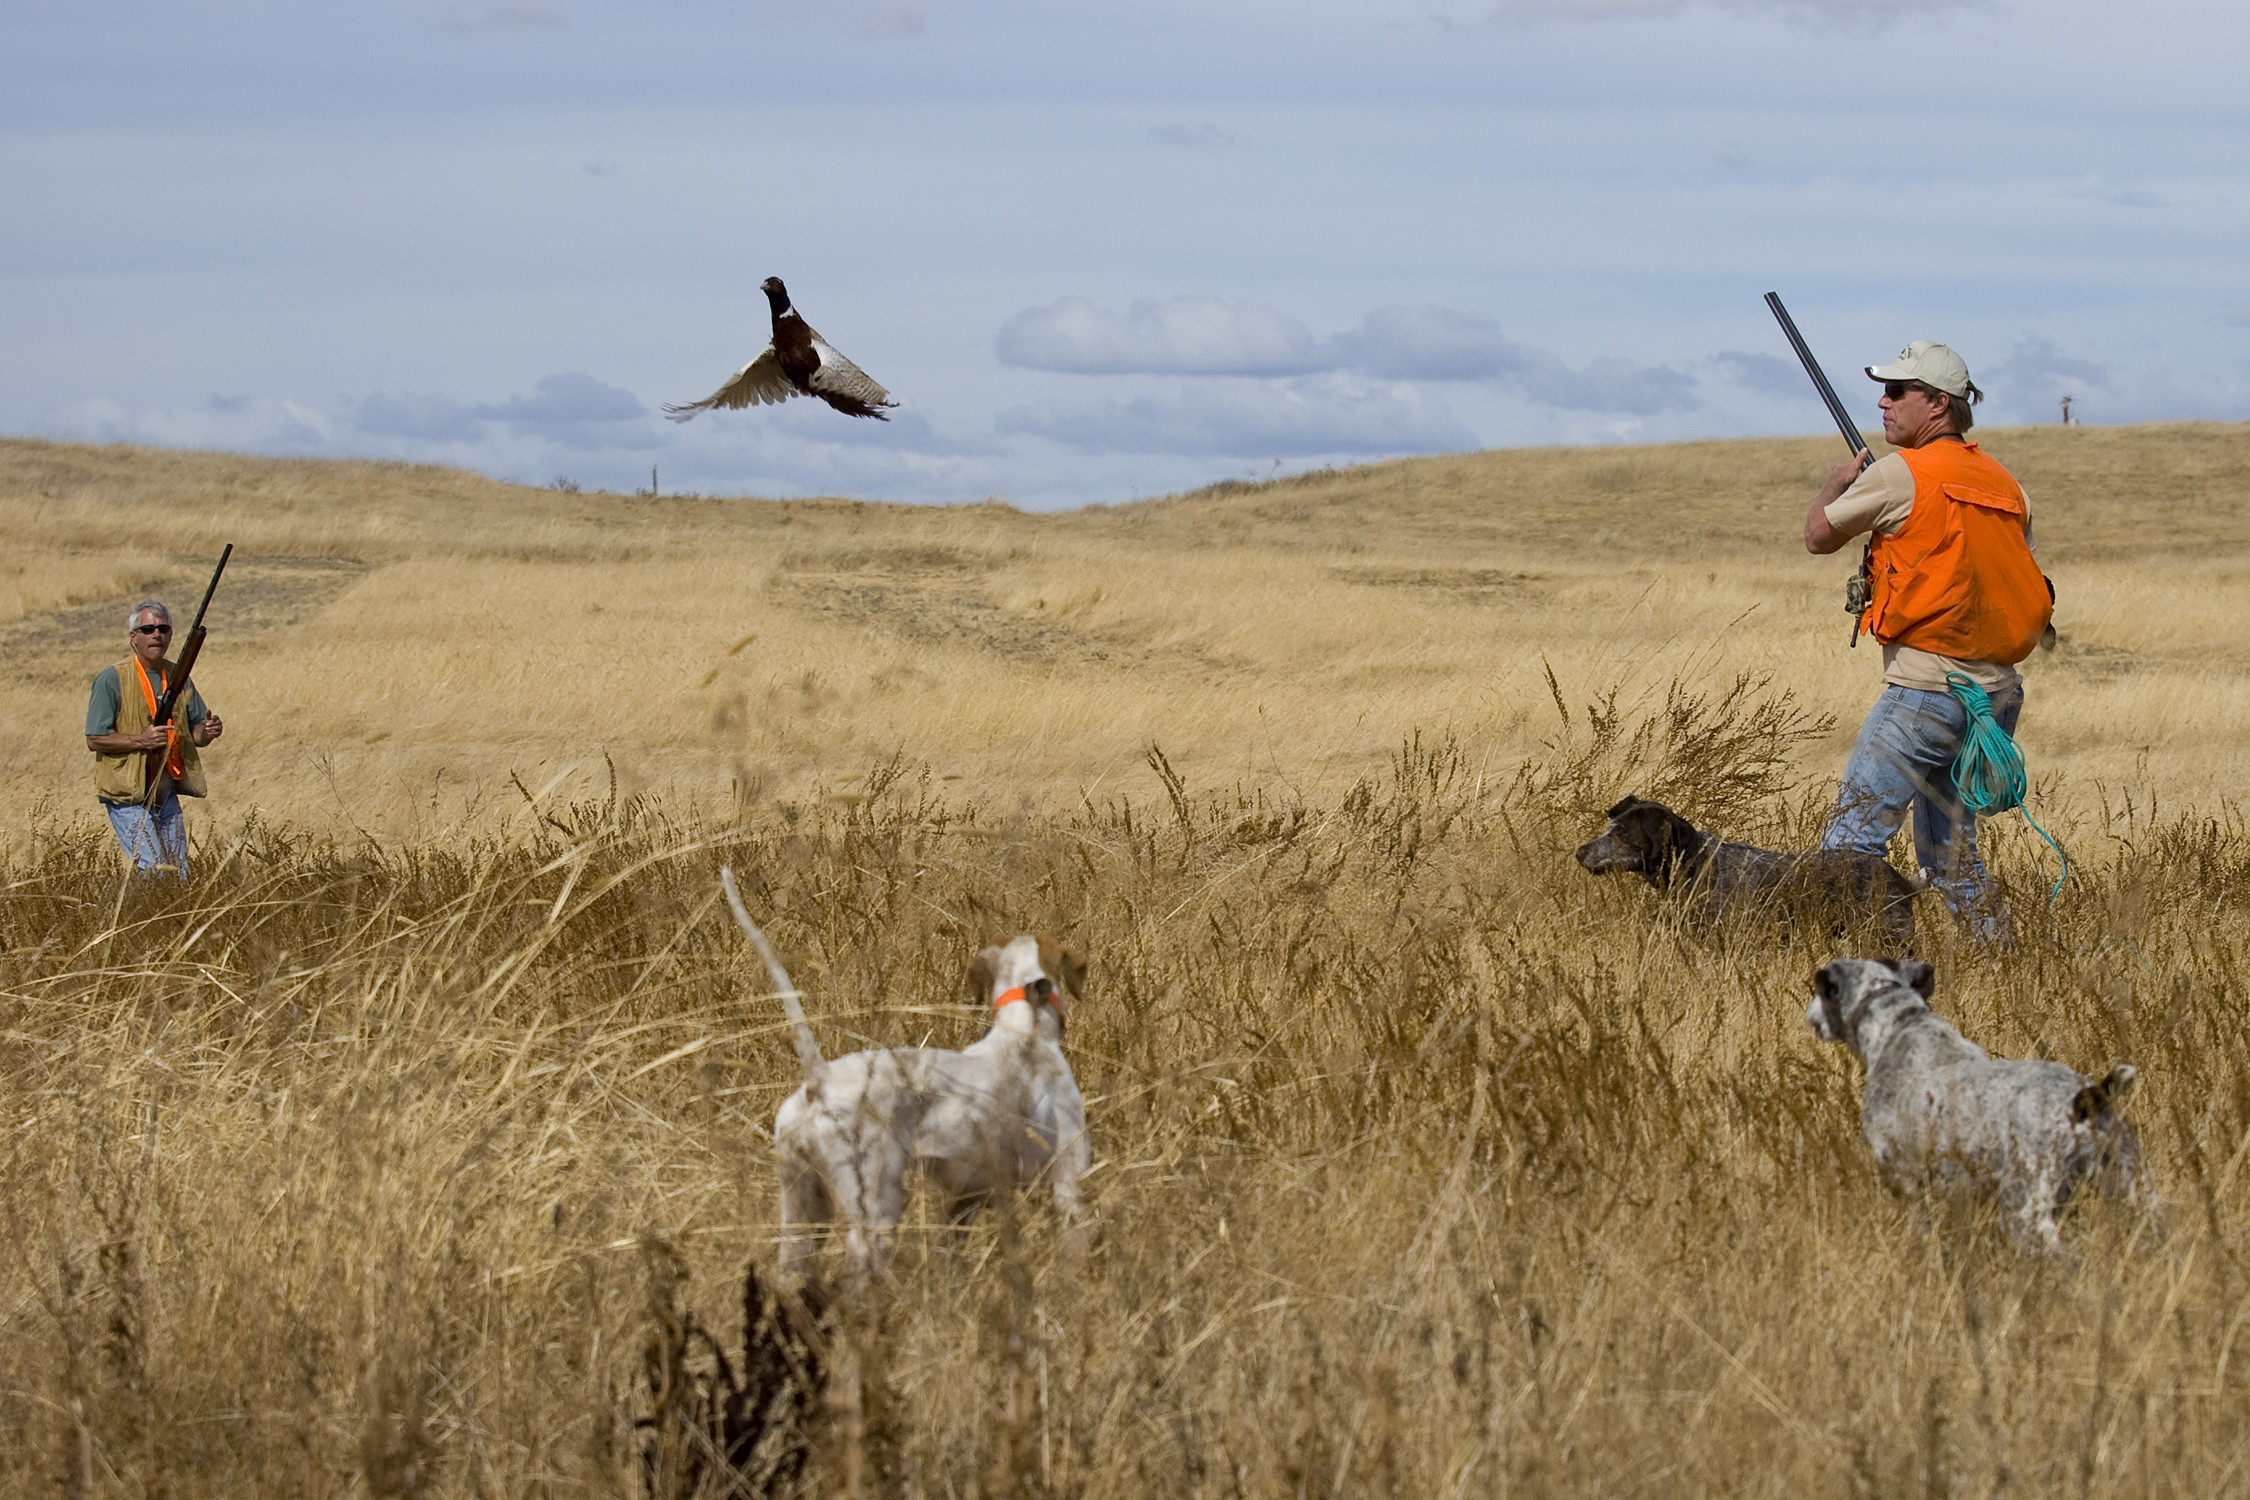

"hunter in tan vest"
[86, 602, 225, 872]
[91, 650, 211, 801]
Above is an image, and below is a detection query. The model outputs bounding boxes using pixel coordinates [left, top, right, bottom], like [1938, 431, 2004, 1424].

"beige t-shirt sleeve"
[1823, 452, 1917, 538]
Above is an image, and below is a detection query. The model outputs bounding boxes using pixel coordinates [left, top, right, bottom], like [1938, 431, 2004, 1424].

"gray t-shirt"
[86, 664, 208, 737]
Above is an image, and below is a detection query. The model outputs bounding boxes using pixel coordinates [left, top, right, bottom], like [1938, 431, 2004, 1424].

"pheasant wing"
[662, 344, 797, 422]
[803, 336, 898, 420]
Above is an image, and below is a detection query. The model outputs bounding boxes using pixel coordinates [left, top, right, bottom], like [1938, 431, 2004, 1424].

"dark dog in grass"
[1575, 795, 1922, 951]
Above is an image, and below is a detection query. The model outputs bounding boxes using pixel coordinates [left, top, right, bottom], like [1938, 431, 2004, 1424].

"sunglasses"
[1882, 380, 1933, 401]
[131, 623, 172, 635]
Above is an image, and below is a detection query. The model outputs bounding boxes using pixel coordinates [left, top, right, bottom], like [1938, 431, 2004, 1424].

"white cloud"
[355, 391, 487, 444]
[710, 396, 981, 456]
[994, 298, 1324, 377]
[474, 371, 645, 427]
[41, 393, 334, 453]
[1330, 305, 1700, 413]
[1972, 337, 2249, 426]
[1984, 335, 2113, 415]
[994, 376, 1476, 457]
[996, 297, 1699, 415]
[350, 373, 656, 451]
[1709, 350, 1806, 398]
[1325, 305, 1520, 381]
[1538, 354, 1702, 416]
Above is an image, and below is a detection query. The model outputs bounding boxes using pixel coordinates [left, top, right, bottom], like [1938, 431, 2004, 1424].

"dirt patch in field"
[1330, 565, 1550, 601]
[770, 562, 1232, 677]
[0, 555, 371, 689]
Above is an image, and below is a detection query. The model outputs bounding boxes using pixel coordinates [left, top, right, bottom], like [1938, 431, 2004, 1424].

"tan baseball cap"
[1865, 340, 1979, 400]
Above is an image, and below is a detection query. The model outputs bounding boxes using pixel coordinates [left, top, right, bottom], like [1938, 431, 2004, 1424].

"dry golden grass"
[4, 422, 2247, 845]
[2, 426, 2249, 1496]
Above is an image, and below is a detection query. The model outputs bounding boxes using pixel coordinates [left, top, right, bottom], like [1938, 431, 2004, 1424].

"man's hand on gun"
[95, 716, 218, 754]
[1821, 451, 1874, 502]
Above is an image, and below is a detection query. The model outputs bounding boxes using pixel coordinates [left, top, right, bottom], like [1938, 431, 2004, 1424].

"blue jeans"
[103, 792, 189, 877]
[1820, 683, 2022, 944]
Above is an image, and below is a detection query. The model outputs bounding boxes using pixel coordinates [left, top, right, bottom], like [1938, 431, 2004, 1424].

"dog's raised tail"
[721, 867, 825, 1085]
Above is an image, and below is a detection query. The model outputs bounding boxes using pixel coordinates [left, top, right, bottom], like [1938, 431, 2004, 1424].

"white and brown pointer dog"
[1808, 957, 2154, 1254]
[721, 869, 1090, 1277]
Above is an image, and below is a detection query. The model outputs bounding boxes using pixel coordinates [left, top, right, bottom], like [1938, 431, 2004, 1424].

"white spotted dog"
[721, 869, 1092, 1278]
[1807, 957, 2156, 1255]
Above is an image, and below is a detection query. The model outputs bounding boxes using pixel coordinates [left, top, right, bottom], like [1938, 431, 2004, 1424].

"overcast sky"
[6, 0, 2245, 508]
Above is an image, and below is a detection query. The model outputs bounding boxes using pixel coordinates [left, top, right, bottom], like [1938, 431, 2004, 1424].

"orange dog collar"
[992, 983, 1064, 1019]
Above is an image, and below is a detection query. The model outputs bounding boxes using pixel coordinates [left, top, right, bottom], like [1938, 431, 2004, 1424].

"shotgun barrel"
[1764, 292, 1871, 461]
[1764, 296, 1876, 646]
[143, 544, 232, 801]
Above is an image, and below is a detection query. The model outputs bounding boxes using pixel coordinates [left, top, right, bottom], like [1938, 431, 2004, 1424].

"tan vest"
[92, 656, 208, 802]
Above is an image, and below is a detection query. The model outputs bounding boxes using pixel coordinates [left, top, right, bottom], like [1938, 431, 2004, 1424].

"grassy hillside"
[4, 422, 2246, 845]
[2, 426, 2248, 1496]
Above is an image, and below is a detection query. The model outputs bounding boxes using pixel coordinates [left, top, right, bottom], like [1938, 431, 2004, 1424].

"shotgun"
[1764, 293, 1874, 646]
[143, 544, 232, 804]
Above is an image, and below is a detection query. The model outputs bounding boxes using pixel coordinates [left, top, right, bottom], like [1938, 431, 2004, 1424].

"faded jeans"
[103, 792, 189, 877]
[1820, 683, 2023, 945]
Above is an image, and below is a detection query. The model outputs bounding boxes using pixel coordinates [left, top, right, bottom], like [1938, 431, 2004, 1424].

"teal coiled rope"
[1943, 671, 2067, 902]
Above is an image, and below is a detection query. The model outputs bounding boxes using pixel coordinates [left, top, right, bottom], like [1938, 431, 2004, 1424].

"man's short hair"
[128, 600, 171, 630]
[1905, 381, 1980, 433]
[1943, 384, 1979, 432]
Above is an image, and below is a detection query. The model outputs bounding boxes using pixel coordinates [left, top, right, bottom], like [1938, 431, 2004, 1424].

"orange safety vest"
[1861, 440, 2052, 666]
[134, 657, 188, 782]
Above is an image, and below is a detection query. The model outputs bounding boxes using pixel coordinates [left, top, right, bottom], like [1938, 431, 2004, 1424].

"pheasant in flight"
[664, 277, 898, 422]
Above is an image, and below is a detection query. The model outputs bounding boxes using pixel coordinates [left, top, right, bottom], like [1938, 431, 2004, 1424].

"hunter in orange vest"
[1801, 341, 2049, 946]
[85, 600, 226, 875]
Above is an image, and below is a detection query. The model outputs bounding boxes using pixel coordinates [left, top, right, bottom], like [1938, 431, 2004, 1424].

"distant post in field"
[2061, 395, 2074, 425]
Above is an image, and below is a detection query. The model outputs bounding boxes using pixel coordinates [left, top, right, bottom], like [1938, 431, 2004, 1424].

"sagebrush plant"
[3, 680, 2245, 1498]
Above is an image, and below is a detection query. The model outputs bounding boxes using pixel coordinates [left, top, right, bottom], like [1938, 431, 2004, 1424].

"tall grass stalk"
[3, 678, 2245, 1495]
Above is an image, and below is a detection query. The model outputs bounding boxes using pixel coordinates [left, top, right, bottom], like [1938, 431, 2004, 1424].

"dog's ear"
[1605, 795, 1640, 819]
[964, 946, 1003, 1005]
[1624, 804, 1691, 872]
[1806, 966, 1838, 1040]
[1041, 940, 1089, 1001]
[1619, 805, 1663, 849]
[1893, 959, 1936, 999]
[2071, 1064, 2138, 1125]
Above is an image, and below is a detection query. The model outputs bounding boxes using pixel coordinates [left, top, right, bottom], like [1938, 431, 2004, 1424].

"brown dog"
[1576, 795, 1921, 950]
